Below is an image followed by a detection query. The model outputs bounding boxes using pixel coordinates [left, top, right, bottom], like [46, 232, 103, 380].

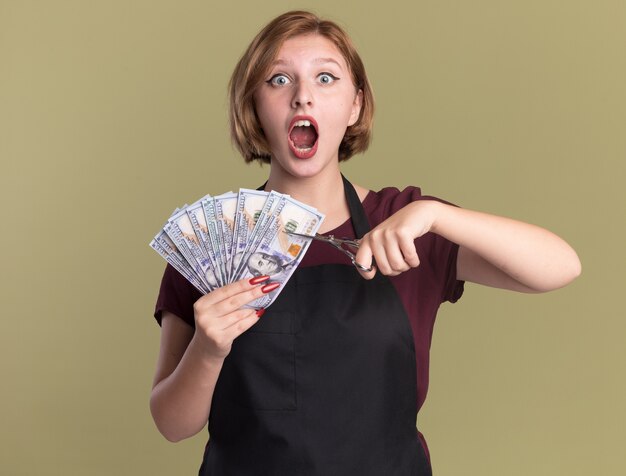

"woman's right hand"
[151, 275, 280, 442]
[191, 275, 277, 360]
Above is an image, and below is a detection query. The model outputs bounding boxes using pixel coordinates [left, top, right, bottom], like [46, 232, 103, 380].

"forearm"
[429, 201, 581, 292]
[150, 334, 224, 442]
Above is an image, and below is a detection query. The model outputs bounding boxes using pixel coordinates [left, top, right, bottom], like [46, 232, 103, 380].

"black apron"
[200, 177, 432, 475]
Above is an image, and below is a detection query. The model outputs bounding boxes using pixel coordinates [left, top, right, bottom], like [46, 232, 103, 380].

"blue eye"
[268, 74, 290, 86]
[318, 73, 338, 84]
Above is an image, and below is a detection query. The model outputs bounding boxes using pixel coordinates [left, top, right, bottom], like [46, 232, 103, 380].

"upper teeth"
[294, 120, 311, 127]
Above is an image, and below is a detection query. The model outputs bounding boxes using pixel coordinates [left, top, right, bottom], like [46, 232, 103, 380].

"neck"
[265, 166, 353, 233]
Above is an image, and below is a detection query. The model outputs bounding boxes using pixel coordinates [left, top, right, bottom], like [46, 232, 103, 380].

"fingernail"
[249, 275, 270, 285]
[261, 282, 280, 294]
[256, 308, 265, 317]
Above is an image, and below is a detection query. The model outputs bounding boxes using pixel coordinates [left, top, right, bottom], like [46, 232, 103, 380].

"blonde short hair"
[229, 10, 375, 163]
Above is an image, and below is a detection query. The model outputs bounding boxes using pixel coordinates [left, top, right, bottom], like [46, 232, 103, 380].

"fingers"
[191, 277, 277, 359]
[217, 307, 262, 330]
[194, 276, 272, 318]
[221, 308, 263, 341]
[399, 234, 420, 268]
[358, 229, 421, 278]
[192, 307, 261, 359]
[355, 241, 377, 280]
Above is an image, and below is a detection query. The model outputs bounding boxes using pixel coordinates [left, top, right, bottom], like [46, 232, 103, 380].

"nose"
[291, 81, 313, 109]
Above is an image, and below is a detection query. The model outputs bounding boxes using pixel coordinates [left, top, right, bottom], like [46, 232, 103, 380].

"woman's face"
[248, 252, 281, 276]
[253, 34, 362, 179]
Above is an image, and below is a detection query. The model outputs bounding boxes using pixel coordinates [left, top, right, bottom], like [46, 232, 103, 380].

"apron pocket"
[216, 310, 296, 411]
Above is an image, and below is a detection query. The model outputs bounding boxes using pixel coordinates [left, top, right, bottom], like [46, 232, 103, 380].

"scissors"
[286, 231, 374, 272]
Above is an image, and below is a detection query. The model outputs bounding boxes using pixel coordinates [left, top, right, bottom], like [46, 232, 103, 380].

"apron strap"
[341, 174, 371, 239]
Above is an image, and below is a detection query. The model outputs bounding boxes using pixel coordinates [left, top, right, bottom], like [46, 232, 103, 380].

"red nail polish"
[249, 275, 270, 286]
[261, 282, 280, 294]
[256, 308, 265, 317]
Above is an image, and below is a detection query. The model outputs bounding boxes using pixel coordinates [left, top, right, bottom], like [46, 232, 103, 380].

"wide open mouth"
[288, 117, 319, 157]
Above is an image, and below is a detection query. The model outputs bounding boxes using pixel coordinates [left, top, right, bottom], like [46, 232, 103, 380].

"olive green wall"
[1, 1, 624, 474]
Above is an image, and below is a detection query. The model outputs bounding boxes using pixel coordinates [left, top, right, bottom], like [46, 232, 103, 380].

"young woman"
[151, 10, 581, 475]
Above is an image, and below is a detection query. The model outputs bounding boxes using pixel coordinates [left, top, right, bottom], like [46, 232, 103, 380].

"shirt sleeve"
[380, 186, 465, 304]
[430, 231, 464, 303]
[418, 192, 465, 304]
[153, 264, 201, 327]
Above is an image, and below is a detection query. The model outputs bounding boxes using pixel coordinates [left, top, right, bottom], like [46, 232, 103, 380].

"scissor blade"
[285, 231, 335, 244]
[284, 231, 316, 239]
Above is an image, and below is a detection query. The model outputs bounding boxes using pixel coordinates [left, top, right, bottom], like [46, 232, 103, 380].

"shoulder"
[154, 264, 202, 327]
[363, 186, 424, 225]
[362, 186, 458, 225]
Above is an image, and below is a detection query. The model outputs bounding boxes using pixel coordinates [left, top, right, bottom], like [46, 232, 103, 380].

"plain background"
[2, 1, 624, 475]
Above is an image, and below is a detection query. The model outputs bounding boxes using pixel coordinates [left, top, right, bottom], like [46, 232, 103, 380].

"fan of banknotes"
[150, 189, 325, 309]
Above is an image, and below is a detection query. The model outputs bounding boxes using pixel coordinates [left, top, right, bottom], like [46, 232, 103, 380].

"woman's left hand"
[355, 198, 581, 292]
[355, 200, 438, 279]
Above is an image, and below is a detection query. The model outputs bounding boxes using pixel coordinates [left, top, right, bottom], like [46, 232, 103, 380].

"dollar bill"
[165, 208, 218, 290]
[198, 196, 229, 288]
[150, 189, 324, 309]
[231, 192, 287, 282]
[150, 231, 209, 293]
[229, 189, 276, 279]
[237, 195, 324, 308]
[186, 200, 223, 286]
[213, 192, 238, 282]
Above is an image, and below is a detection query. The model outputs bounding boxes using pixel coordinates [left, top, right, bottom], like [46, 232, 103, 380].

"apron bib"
[200, 177, 431, 476]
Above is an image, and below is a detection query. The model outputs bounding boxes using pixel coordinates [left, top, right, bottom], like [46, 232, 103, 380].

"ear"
[347, 89, 363, 127]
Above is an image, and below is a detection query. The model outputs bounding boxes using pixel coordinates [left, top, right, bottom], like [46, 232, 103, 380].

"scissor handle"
[326, 235, 372, 272]
[350, 257, 373, 273]
[288, 231, 373, 272]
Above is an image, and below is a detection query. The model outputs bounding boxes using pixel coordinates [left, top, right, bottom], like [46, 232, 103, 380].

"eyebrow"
[272, 57, 343, 68]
